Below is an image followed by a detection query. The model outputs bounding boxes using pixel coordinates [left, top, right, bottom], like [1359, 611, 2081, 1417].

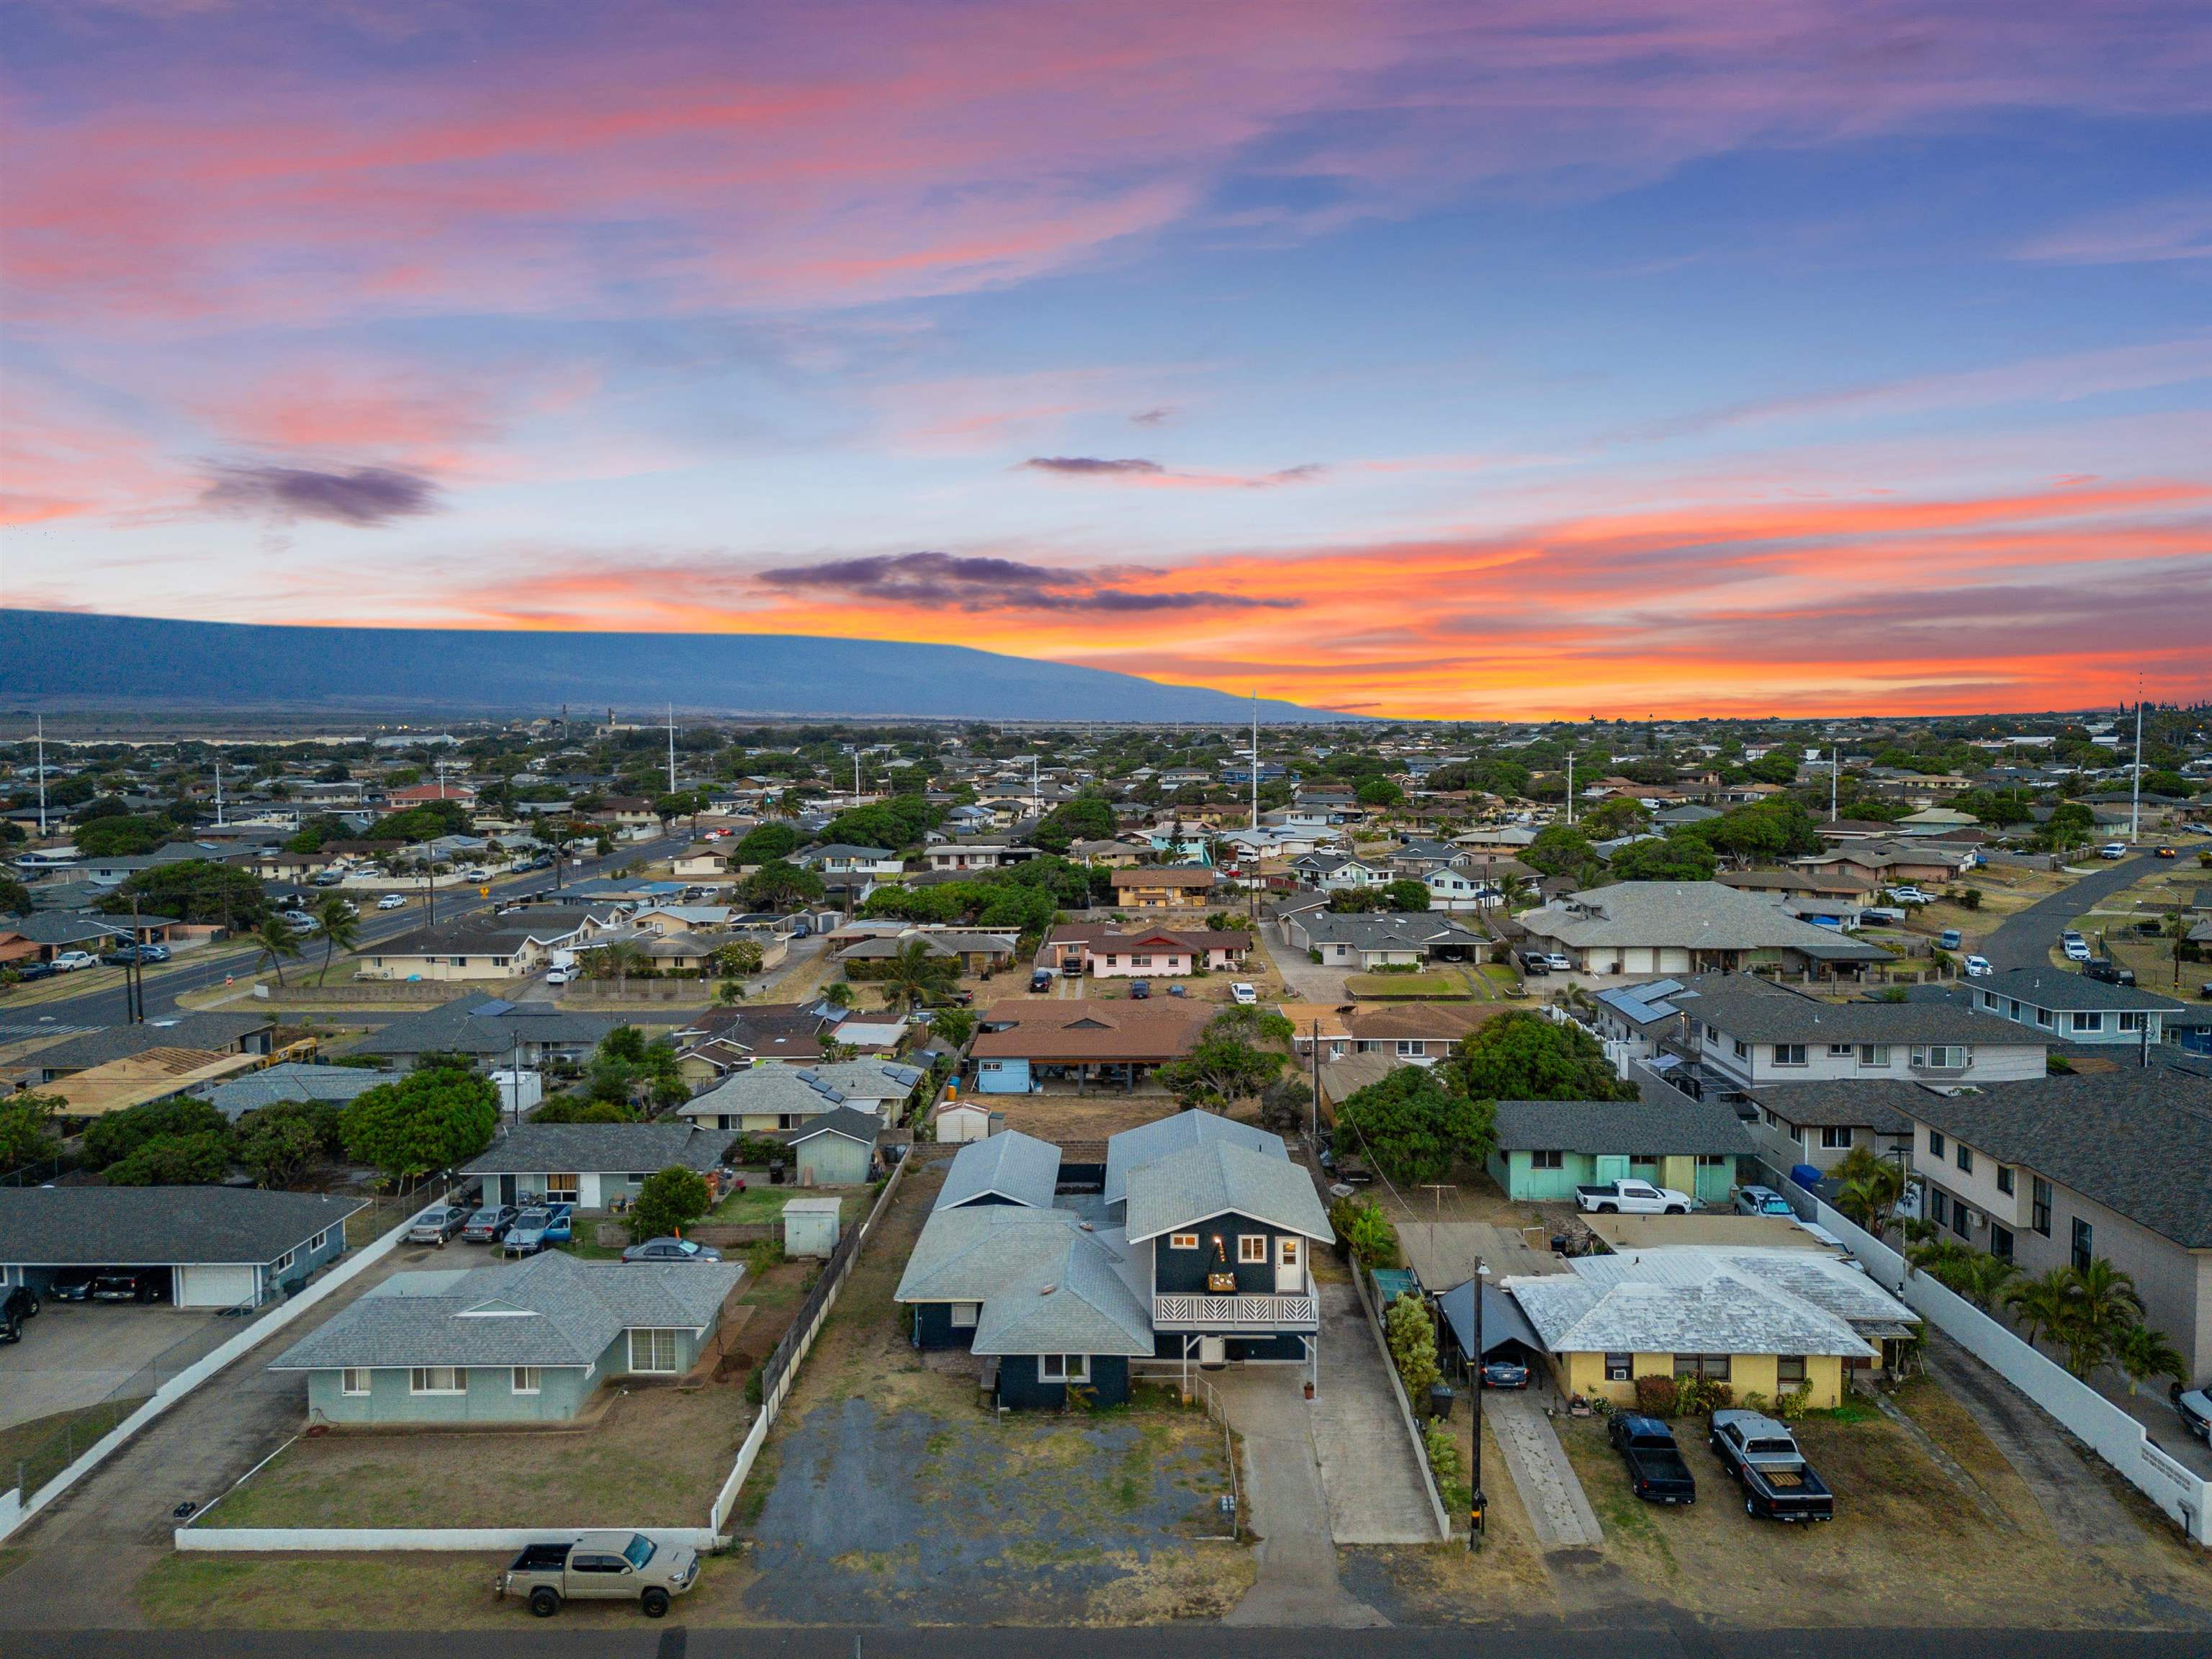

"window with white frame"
[1820, 1126, 1853, 1150]
[1238, 1235, 1267, 1264]
[1827, 1043, 1853, 1058]
[1772, 1044, 1807, 1067]
[950, 1302, 979, 1328]
[1396, 1039, 1423, 1057]
[511, 1367, 541, 1395]
[1039, 1354, 1091, 1384]
[629, 1328, 680, 1373]
[410, 1367, 464, 1395]
[546, 1173, 580, 1203]
[309, 1229, 331, 1252]
[1169, 1233, 1199, 1250]
[2071, 1012, 2103, 1033]
[1732, 1038, 1750, 1059]
[1914, 1046, 1969, 1069]
[1858, 1044, 1891, 1066]
[271, 1249, 295, 1273]
[2118, 1012, 2146, 1033]
[341, 1367, 370, 1395]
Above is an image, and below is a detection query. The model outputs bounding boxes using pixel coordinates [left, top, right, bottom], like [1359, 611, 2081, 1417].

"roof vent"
[1039, 1283, 1057, 1295]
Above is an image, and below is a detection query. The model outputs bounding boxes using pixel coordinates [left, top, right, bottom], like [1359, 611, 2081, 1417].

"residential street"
[1979, 853, 2154, 972]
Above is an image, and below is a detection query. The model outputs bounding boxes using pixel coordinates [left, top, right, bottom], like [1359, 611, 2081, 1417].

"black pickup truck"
[1709, 1410, 1834, 1522]
[1608, 1412, 1696, 1504]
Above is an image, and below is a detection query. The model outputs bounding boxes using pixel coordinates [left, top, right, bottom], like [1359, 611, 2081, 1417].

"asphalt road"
[1979, 853, 2157, 973]
[17, 837, 686, 1026]
[8, 1625, 2211, 1658]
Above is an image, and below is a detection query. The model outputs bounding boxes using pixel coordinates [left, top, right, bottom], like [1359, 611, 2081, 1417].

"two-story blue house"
[895, 1115, 1332, 1408]
[1966, 968, 2188, 1049]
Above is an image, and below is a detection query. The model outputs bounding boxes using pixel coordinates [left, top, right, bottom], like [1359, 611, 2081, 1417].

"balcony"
[1152, 1292, 1317, 1331]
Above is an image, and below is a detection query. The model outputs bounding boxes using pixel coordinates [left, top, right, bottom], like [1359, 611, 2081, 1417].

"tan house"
[672, 846, 731, 879]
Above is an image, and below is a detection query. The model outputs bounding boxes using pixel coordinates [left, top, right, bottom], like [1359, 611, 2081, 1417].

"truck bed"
[510, 1542, 572, 1572]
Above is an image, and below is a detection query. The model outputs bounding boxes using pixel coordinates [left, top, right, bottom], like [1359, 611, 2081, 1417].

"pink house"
[1043, 923, 1252, 979]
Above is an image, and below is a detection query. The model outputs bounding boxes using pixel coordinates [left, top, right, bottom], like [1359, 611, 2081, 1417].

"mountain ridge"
[0, 610, 1353, 723]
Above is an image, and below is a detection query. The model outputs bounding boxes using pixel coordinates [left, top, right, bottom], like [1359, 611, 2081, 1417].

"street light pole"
[1469, 1259, 1489, 1551]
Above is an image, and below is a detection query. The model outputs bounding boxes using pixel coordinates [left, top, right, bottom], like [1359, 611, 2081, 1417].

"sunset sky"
[4, 1, 2209, 717]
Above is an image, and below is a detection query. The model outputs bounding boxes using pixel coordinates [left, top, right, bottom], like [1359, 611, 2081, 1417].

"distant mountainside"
[0, 610, 1350, 723]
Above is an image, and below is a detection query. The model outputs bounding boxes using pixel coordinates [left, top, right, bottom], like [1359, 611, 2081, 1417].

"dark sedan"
[1480, 1358, 1531, 1389]
[90, 1269, 169, 1304]
[621, 1237, 723, 1264]
[461, 1205, 521, 1244]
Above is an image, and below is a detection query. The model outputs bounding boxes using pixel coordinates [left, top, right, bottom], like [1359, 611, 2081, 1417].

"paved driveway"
[1311, 1282, 1444, 1545]
[1981, 854, 2155, 971]
[0, 1304, 229, 1432]
[1258, 932, 1353, 1003]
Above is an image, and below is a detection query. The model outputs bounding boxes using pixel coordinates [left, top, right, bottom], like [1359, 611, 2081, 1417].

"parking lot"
[0, 1301, 230, 1432]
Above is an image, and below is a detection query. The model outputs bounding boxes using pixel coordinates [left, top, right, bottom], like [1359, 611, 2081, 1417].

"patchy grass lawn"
[1344, 974, 1471, 1000]
[990, 1094, 1182, 1144]
[140, 1554, 520, 1629]
[197, 1382, 750, 1532]
[1549, 1396, 2212, 1629]
[0, 1396, 150, 1498]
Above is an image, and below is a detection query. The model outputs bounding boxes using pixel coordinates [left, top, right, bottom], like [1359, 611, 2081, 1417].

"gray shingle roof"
[1904, 1072, 2212, 1248]
[682, 1058, 917, 1122]
[1516, 881, 1892, 958]
[1668, 974, 2036, 1047]
[781, 1106, 882, 1147]
[938, 1130, 1061, 1211]
[1491, 1088, 1755, 1157]
[0, 1187, 364, 1267]
[1739, 1079, 1925, 1133]
[1123, 1138, 1333, 1244]
[461, 1123, 734, 1177]
[1969, 968, 2190, 1015]
[1507, 1263, 1875, 1359]
[1102, 1110, 1280, 1208]
[891, 1205, 1151, 1357]
[269, 1249, 742, 1372]
[207, 1062, 387, 1122]
[1569, 1246, 1917, 1334]
[350, 999, 626, 1058]
[21, 1012, 273, 1073]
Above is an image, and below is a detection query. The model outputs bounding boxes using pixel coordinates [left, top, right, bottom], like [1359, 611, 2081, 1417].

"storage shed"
[783, 1197, 843, 1259]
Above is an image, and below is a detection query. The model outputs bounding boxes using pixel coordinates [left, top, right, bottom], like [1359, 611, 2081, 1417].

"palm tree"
[1831, 1146, 1905, 1238]
[2112, 1322, 2188, 1396]
[1955, 1251, 2019, 1312]
[315, 894, 360, 986]
[2002, 1268, 2074, 1351]
[253, 917, 302, 986]
[2055, 1258, 2144, 1379]
[589, 940, 648, 994]
[879, 939, 958, 1010]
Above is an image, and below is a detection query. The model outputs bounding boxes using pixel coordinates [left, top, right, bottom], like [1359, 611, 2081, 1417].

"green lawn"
[1344, 974, 1473, 1000]
[709, 1184, 863, 1225]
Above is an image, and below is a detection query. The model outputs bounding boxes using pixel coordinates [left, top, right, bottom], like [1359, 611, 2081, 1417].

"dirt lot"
[716, 1154, 1256, 1624]
[1905, 863, 2073, 952]
[986, 1093, 1184, 1143]
[1533, 1384, 2212, 1629]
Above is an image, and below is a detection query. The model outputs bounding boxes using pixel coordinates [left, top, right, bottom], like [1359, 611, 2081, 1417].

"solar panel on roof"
[471, 999, 515, 1017]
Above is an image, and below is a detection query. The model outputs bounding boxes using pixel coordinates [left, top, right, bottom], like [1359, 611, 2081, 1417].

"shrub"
[1739, 1390, 1770, 1416]
[1384, 1292, 1441, 1396]
[1633, 1374, 1679, 1418]
[1955, 888, 1983, 911]
[629, 1165, 712, 1243]
[1422, 1421, 1465, 1491]
[1773, 1383, 1812, 1421]
[1329, 1195, 1400, 1268]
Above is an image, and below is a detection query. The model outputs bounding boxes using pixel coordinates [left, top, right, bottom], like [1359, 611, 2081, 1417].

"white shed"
[782, 1196, 843, 1259]
[934, 1101, 1002, 1143]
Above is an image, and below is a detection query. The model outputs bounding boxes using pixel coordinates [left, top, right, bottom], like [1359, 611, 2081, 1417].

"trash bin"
[1428, 1383, 1455, 1421]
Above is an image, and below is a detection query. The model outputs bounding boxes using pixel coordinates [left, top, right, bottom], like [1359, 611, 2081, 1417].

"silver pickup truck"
[498, 1531, 699, 1617]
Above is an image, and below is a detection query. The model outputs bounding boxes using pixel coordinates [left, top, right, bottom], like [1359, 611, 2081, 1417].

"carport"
[0, 1186, 366, 1310]
[1434, 1275, 1545, 1372]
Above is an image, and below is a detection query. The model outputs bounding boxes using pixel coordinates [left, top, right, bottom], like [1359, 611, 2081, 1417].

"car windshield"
[470, 1210, 500, 1223]
[516, 1210, 548, 1226]
[622, 1534, 657, 1570]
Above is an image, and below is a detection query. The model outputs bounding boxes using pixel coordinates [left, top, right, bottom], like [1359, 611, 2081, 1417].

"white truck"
[1575, 1179, 1692, 1215]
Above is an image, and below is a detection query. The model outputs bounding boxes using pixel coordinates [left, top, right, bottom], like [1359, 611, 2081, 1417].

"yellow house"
[1504, 1247, 1914, 1410]
[1110, 868, 1218, 908]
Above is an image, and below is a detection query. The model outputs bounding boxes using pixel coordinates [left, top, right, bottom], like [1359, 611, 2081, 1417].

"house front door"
[1274, 1236, 1303, 1293]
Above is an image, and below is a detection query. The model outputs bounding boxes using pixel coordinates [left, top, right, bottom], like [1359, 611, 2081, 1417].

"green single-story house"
[269, 1248, 745, 1426]
[1486, 1082, 1755, 1205]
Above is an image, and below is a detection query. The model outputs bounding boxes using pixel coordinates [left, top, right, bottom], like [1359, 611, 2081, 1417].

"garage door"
[177, 1264, 258, 1308]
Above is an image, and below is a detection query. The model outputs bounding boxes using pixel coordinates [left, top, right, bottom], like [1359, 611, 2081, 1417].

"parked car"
[544, 966, 578, 986]
[2064, 938, 2094, 962]
[90, 1269, 169, 1304]
[405, 1204, 473, 1246]
[1709, 1410, 1833, 1521]
[1479, 1357, 1529, 1389]
[2177, 1386, 2212, 1443]
[50, 950, 98, 972]
[9, 961, 56, 981]
[1, 1283, 40, 1343]
[503, 1204, 575, 1255]
[499, 1531, 700, 1619]
[377, 893, 408, 909]
[1938, 929, 1963, 950]
[621, 1237, 722, 1264]
[1128, 979, 1151, 1000]
[2155, 846, 2178, 860]
[100, 943, 170, 966]
[2098, 842, 2128, 860]
[282, 911, 321, 933]
[1543, 953, 1574, 972]
[1887, 886, 1931, 905]
[1734, 1184, 1795, 1218]
[461, 1204, 521, 1244]
[45, 1267, 97, 1301]
[1963, 955, 1994, 978]
[1230, 982, 1258, 1005]
[1516, 950, 1551, 976]
[2084, 958, 2137, 986]
[1575, 1179, 1691, 1215]
[1030, 968, 1054, 992]
[1609, 1412, 1697, 1505]
[1861, 906, 1907, 925]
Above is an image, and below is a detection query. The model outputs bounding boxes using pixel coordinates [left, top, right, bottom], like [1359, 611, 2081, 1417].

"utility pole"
[667, 703, 678, 797]
[127, 894, 145, 1023]
[1565, 751, 1573, 826]
[1830, 748, 1839, 824]
[34, 716, 48, 835]
[1309, 1017, 1321, 1146]
[1469, 1260, 1490, 1550]
[213, 753, 225, 828]
[2129, 690, 2143, 845]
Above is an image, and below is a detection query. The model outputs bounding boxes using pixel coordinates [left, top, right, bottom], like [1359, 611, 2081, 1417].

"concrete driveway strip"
[1310, 1282, 1444, 1546]
[1211, 1370, 1388, 1629]
[1485, 1392, 1604, 1550]
[0, 1237, 446, 1632]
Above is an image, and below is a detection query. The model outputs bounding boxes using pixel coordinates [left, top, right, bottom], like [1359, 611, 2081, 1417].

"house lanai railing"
[1152, 1293, 1317, 1330]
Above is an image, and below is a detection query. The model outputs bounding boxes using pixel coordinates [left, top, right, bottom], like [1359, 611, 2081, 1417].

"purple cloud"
[1019, 456, 1166, 477]
[203, 463, 439, 526]
[754, 551, 1299, 613]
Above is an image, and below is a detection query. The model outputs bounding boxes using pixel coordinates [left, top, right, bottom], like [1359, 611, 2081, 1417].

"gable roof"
[781, 1105, 883, 1147]
[1971, 968, 2190, 1015]
[938, 1130, 1061, 1211]
[270, 1249, 742, 1372]
[1516, 881, 1892, 958]
[1665, 974, 2038, 1047]
[0, 1187, 364, 1267]
[18, 1012, 273, 1074]
[682, 1057, 921, 1119]
[350, 999, 626, 1058]
[461, 1122, 734, 1176]
[1491, 1087, 1755, 1157]
[891, 1205, 1152, 1357]
[207, 1062, 387, 1122]
[1102, 1108, 1282, 1208]
[1122, 1138, 1333, 1244]
[971, 1000, 1210, 1065]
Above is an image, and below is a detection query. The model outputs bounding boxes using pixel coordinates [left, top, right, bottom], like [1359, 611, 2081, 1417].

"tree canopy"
[1606, 834, 1719, 883]
[98, 858, 268, 929]
[340, 1064, 499, 1182]
[729, 822, 800, 865]
[1334, 1064, 1495, 1184]
[1440, 1010, 1636, 1102]
[630, 1165, 712, 1243]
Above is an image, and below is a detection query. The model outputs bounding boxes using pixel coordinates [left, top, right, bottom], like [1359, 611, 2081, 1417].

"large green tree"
[630, 1165, 713, 1242]
[340, 1065, 499, 1183]
[0, 1091, 63, 1174]
[1334, 1064, 1495, 1184]
[104, 1131, 235, 1186]
[729, 822, 800, 866]
[1441, 1010, 1636, 1102]
[236, 1100, 344, 1188]
[1156, 1007, 1289, 1111]
[739, 859, 827, 912]
[73, 814, 176, 858]
[1607, 834, 1719, 883]
[1524, 824, 1604, 886]
[99, 859, 269, 930]
[82, 1097, 233, 1170]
